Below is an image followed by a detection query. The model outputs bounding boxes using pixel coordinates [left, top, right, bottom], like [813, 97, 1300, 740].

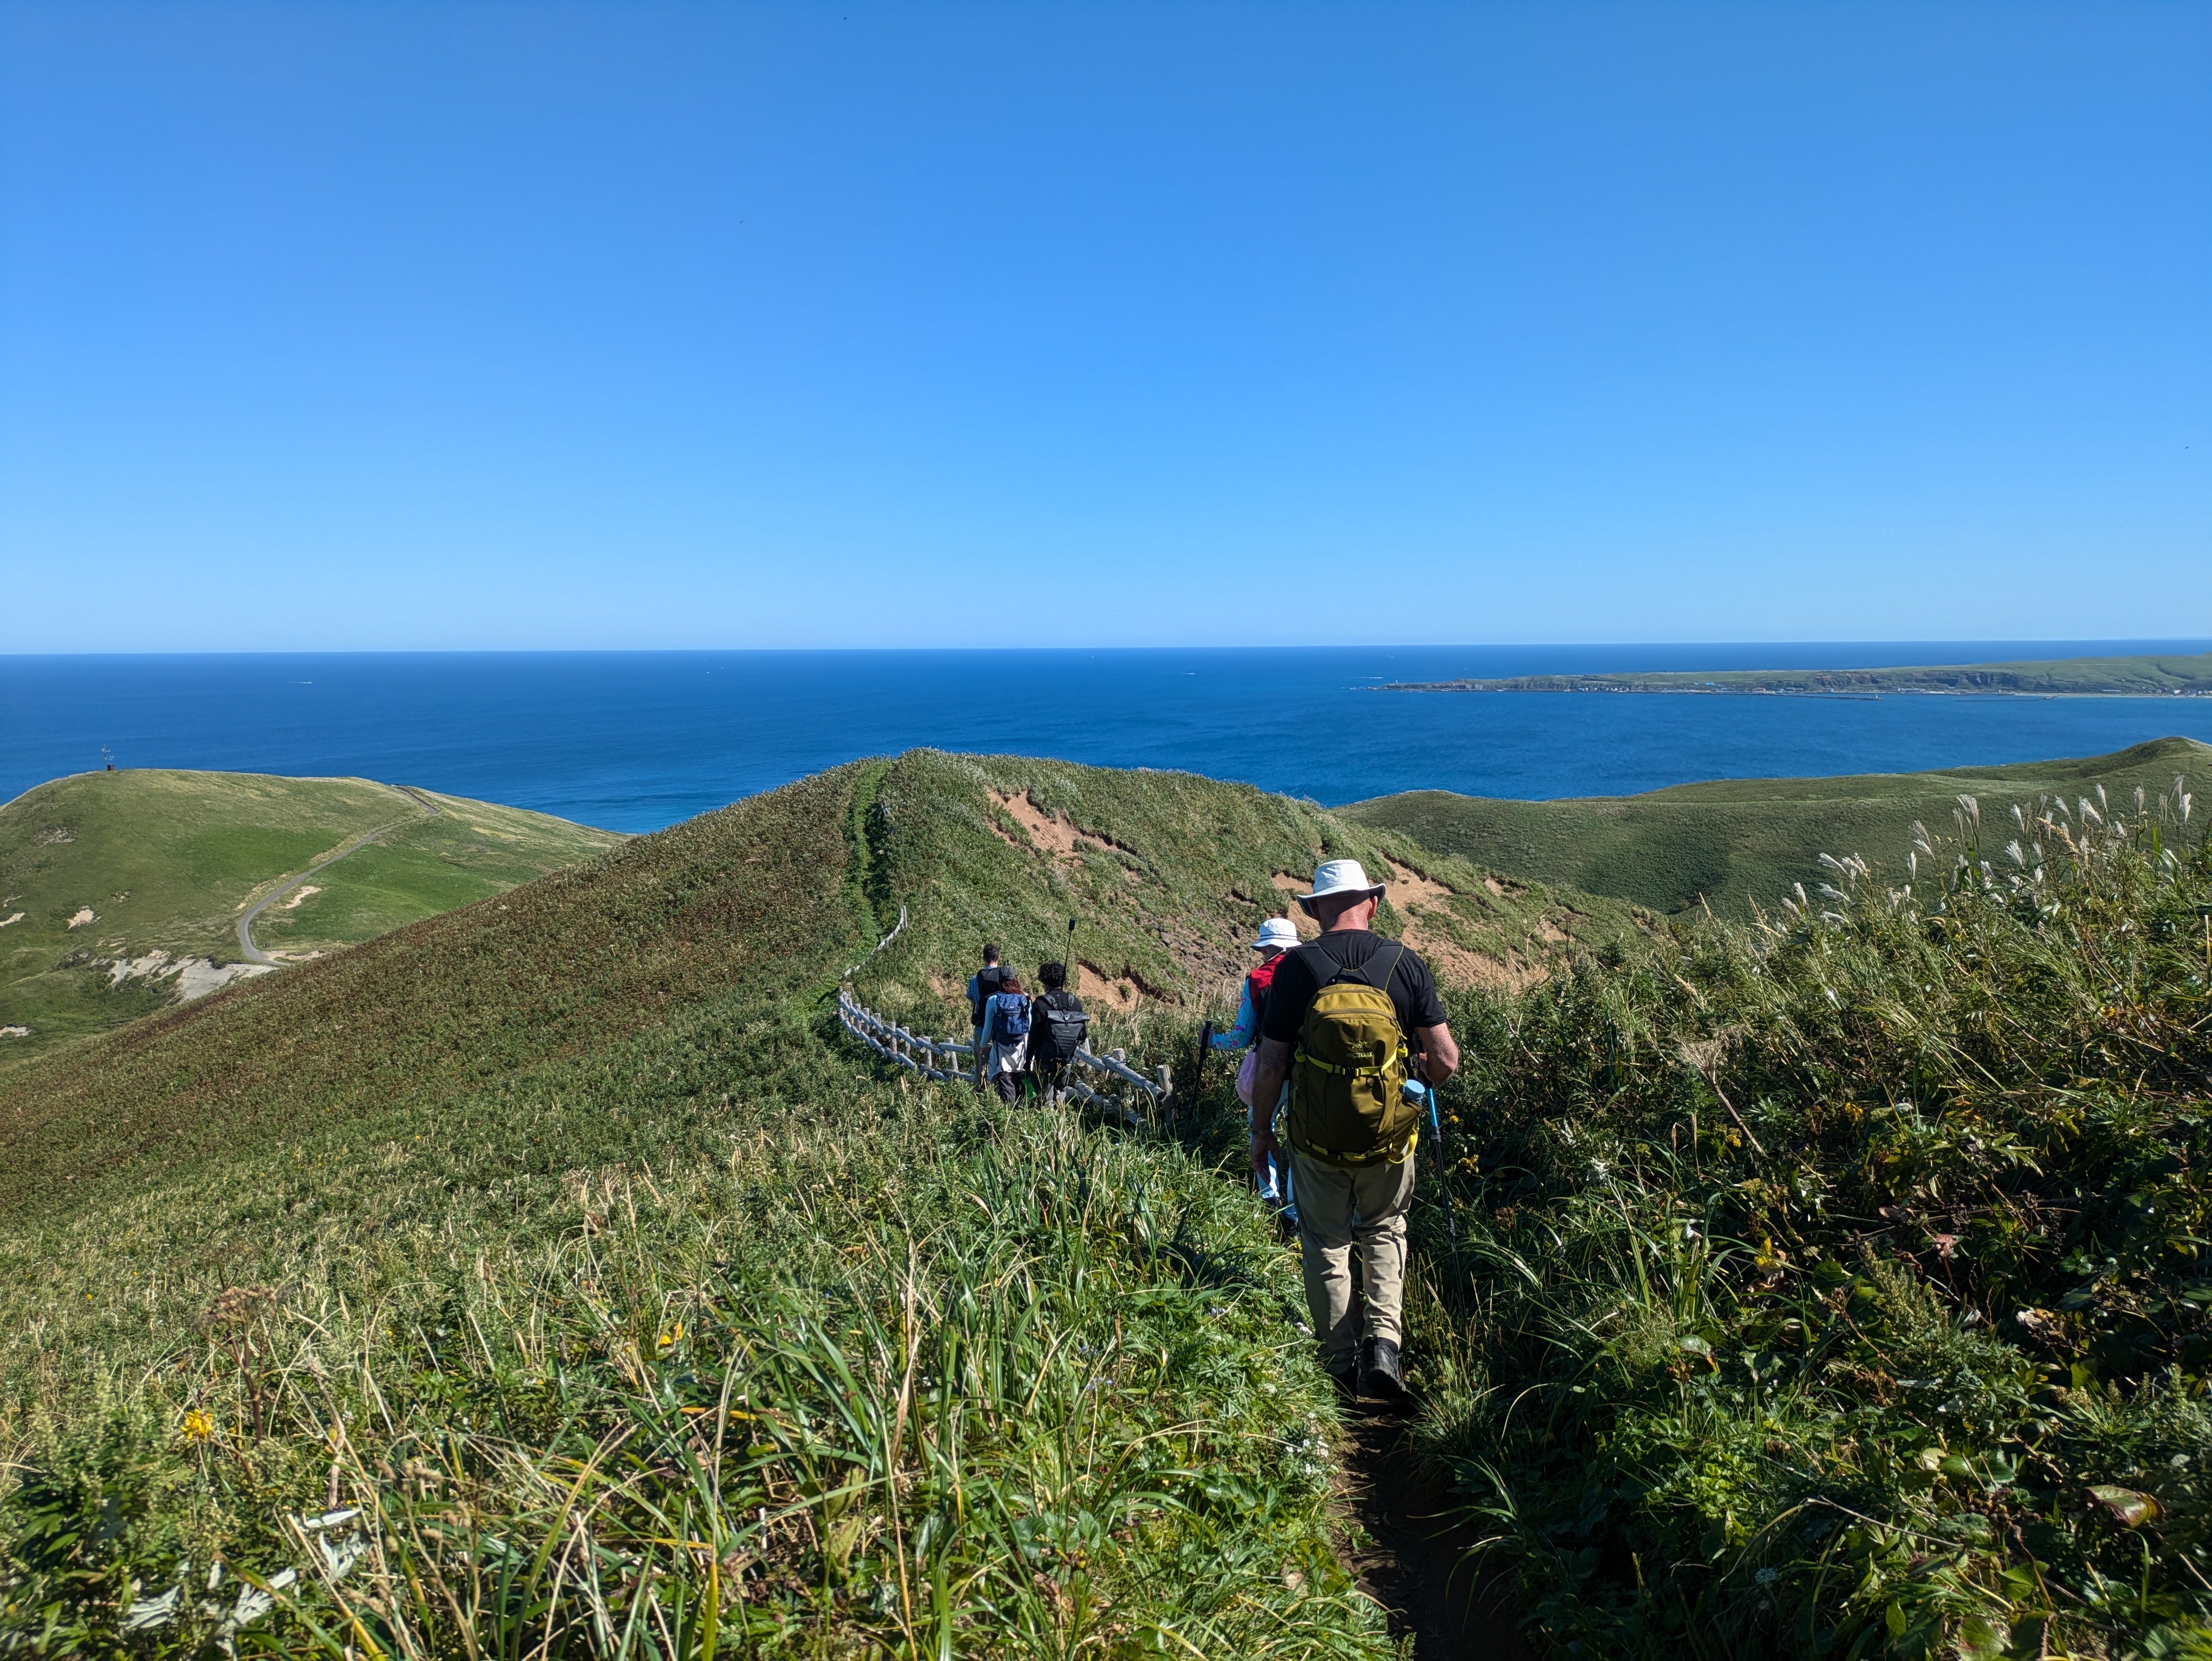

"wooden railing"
[836, 987, 1174, 1127]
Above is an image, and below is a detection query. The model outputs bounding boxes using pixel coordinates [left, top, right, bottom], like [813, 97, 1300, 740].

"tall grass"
[1398, 772, 2212, 1657]
[2, 1068, 1388, 1657]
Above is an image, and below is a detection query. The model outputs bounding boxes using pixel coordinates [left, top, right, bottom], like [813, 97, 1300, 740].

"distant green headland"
[0, 768, 620, 1056]
[1384, 648, 2212, 697]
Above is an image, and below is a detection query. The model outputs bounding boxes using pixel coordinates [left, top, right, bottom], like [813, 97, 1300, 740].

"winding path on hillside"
[234, 785, 440, 964]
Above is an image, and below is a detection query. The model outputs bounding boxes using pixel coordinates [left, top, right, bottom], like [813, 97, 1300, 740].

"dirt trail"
[1335, 1415, 1533, 1660]
[234, 784, 439, 964]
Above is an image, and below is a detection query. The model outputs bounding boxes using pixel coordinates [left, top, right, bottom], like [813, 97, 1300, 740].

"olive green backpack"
[1287, 941, 1417, 1166]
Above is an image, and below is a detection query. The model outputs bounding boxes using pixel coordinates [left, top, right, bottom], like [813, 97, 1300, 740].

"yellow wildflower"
[181, 1409, 215, 1442]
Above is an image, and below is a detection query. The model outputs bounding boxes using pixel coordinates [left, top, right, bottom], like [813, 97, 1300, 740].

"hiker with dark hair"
[967, 944, 1008, 1090]
[1244, 861, 1460, 1406]
[980, 972, 1031, 1103]
[1026, 961, 1090, 1102]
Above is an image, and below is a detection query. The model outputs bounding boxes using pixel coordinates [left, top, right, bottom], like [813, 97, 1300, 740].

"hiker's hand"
[1249, 1124, 1280, 1175]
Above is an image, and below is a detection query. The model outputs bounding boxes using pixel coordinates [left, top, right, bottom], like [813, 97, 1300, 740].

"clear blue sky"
[2, 1, 2206, 651]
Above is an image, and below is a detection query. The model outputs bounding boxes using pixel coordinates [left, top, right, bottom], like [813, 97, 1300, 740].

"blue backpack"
[990, 991, 1031, 1043]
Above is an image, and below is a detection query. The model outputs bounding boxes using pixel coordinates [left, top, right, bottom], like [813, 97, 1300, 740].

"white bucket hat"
[1295, 859, 1384, 907]
[1250, 916, 1300, 951]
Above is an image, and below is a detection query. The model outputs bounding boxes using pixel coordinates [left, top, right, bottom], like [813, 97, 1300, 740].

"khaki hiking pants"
[1289, 1145, 1416, 1368]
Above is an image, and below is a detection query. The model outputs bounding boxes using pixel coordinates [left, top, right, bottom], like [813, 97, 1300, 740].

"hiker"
[1026, 961, 1090, 1101]
[1212, 916, 1300, 1214]
[1210, 914, 1299, 1071]
[979, 972, 1031, 1103]
[967, 944, 1010, 1090]
[1243, 860, 1459, 1406]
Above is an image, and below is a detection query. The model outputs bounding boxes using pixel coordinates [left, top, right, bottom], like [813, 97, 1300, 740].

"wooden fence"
[836, 987, 1174, 1128]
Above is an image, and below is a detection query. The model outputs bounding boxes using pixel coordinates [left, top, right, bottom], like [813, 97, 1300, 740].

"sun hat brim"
[1293, 882, 1385, 902]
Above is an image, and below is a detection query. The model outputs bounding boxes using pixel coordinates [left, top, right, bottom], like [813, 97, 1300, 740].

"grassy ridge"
[0, 769, 619, 1057]
[850, 748, 1629, 1033]
[1345, 736, 2212, 919]
[1389, 651, 2212, 696]
[7, 752, 1596, 1655]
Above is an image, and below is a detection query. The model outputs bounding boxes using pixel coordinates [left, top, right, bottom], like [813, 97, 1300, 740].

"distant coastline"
[1384, 650, 2212, 699]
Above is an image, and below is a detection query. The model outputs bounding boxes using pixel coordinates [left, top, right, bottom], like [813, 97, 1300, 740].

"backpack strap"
[1301, 938, 1407, 996]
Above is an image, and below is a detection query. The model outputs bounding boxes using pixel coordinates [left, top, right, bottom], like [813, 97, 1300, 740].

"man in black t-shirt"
[967, 944, 1007, 1090]
[1247, 860, 1460, 1405]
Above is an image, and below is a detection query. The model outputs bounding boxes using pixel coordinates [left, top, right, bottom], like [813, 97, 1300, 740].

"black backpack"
[1031, 991, 1090, 1063]
[970, 964, 1007, 1025]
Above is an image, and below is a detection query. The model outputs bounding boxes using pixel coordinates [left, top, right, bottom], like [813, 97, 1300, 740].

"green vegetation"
[0, 750, 1614, 1657]
[1389, 650, 2212, 696]
[1377, 768, 2212, 1657]
[0, 769, 620, 1058]
[14, 739, 2205, 1656]
[1346, 736, 2212, 919]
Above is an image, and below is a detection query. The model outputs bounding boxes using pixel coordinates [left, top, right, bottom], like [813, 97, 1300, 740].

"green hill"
[0, 769, 620, 1057]
[1344, 735, 2212, 919]
[0, 750, 1608, 1657]
[11, 745, 2206, 1658]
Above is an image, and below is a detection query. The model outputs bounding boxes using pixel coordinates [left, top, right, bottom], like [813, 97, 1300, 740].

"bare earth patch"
[66, 907, 96, 929]
[1075, 963, 1142, 1011]
[104, 951, 275, 1002]
[1269, 864, 1545, 992]
[278, 883, 322, 910]
[172, 959, 274, 1001]
[0, 912, 21, 929]
[1381, 858, 1457, 915]
[0, 1026, 27, 1039]
[106, 951, 175, 986]
[1268, 874, 1323, 939]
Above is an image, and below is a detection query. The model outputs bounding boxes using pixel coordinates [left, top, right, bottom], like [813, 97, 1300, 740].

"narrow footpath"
[1335, 1416, 1533, 1660]
[234, 785, 439, 964]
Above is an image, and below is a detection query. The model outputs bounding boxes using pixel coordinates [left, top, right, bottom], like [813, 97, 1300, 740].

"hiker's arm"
[1415, 1023, 1459, 1085]
[1246, 1037, 1292, 1172]
[1211, 982, 1256, 1049]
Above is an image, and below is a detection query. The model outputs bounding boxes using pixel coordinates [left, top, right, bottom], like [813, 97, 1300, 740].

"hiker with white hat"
[1210, 915, 1304, 1219]
[1244, 859, 1460, 1406]
[1208, 915, 1302, 1062]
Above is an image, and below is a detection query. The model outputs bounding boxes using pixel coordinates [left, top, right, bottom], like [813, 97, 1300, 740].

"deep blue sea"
[3, 644, 2208, 833]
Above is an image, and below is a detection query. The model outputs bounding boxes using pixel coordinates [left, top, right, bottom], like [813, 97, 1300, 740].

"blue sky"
[2, 1, 2206, 651]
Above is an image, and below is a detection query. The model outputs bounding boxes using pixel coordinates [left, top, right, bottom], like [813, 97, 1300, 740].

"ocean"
[3, 644, 2207, 833]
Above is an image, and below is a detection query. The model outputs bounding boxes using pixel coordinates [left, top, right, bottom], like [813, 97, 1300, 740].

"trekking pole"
[1189, 1021, 1213, 1129]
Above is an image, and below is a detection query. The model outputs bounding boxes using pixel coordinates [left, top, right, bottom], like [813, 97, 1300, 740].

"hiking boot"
[1360, 1337, 1410, 1408]
[1327, 1362, 1360, 1405]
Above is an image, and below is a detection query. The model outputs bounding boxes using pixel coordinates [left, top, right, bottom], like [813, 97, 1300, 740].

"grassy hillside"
[1345, 735, 2212, 920]
[0, 750, 1613, 1656]
[1389, 650, 2212, 696]
[10, 743, 2210, 1655]
[0, 769, 619, 1056]
[1338, 767, 2212, 1658]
